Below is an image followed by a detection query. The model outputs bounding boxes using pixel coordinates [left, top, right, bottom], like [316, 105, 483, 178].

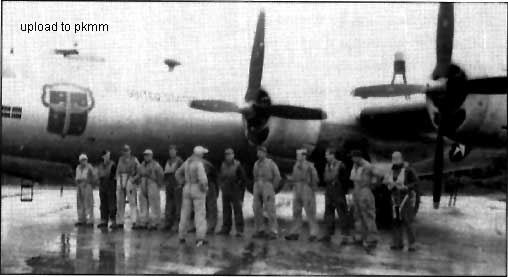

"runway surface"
[1, 185, 506, 275]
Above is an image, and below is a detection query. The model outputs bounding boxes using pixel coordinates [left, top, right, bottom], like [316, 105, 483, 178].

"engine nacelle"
[426, 94, 507, 147]
[260, 117, 322, 158]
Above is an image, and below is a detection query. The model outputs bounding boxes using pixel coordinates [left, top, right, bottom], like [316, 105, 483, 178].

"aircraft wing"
[1, 155, 74, 184]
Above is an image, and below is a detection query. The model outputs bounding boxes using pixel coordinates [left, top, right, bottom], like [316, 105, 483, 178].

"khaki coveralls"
[75, 163, 96, 224]
[288, 160, 319, 237]
[350, 159, 378, 244]
[116, 156, 140, 224]
[252, 157, 281, 235]
[137, 160, 164, 228]
[176, 156, 209, 240]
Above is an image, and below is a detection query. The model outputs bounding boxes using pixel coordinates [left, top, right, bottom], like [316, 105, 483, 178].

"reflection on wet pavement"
[1, 185, 506, 275]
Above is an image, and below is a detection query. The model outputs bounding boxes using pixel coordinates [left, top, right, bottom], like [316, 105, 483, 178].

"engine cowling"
[426, 93, 507, 147]
[243, 116, 322, 158]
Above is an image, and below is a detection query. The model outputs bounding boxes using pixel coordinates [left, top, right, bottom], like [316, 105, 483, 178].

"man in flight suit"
[350, 150, 378, 249]
[136, 149, 164, 230]
[75, 153, 97, 227]
[217, 148, 247, 237]
[284, 148, 319, 242]
[113, 144, 140, 230]
[163, 145, 184, 231]
[176, 146, 209, 247]
[383, 151, 419, 251]
[252, 146, 281, 240]
[97, 150, 117, 228]
[319, 147, 353, 244]
[185, 159, 218, 235]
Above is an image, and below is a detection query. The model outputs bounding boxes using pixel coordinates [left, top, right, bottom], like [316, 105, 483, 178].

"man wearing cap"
[175, 146, 209, 247]
[163, 145, 184, 231]
[383, 151, 419, 251]
[252, 146, 281, 240]
[97, 150, 117, 228]
[75, 153, 97, 227]
[285, 148, 319, 242]
[217, 148, 247, 237]
[319, 147, 353, 243]
[114, 144, 140, 230]
[350, 149, 378, 249]
[136, 149, 164, 230]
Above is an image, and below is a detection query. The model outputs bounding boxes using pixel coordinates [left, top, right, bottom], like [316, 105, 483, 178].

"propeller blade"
[433, 116, 445, 209]
[464, 77, 508, 94]
[246, 11, 266, 102]
[267, 104, 327, 120]
[189, 100, 240, 113]
[432, 3, 454, 80]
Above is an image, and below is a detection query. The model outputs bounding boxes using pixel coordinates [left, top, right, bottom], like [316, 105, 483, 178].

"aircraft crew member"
[185, 159, 218, 235]
[285, 148, 319, 242]
[217, 148, 247, 237]
[383, 151, 419, 251]
[75, 153, 97, 227]
[176, 146, 209, 247]
[252, 146, 281, 240]
[136, 149, 164, 230]
[319, 147, 353, 243]
[97, 150, 117, 228]
[114, 144, 140, 230]
[350, 150, 378, 249]
[163, 145, 184, 231]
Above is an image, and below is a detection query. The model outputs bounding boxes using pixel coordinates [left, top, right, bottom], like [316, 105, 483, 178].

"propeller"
[428, 3, 508, 209]
[189, 10, 327, 128]
[246, 11, 266, 103]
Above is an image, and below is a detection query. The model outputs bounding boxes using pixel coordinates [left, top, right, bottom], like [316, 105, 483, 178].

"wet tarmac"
[1, 185, 506, 275]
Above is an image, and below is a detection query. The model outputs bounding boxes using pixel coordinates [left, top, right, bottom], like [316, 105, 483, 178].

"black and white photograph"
[1, 1, 507, 275]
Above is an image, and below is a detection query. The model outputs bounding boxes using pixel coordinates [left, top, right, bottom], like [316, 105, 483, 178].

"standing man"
[176, 146, 209, 247]
[97, 150, 117, 228]
[350, 150, 378, 249]
[319, 147, 353, 244]
[252, 146, 281, 240]
[136, 149, 164, 230]
[383, 151, 419, 251]
[217, 148, 247, 237]
[113, 144, 140, 230]
[75, 153, 96, 227]
[285, 148, 319, 242]
[163, 145, 184, 231]
[185, 159, 218, 236]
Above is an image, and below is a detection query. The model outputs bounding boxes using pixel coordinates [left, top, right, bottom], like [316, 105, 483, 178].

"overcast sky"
[2, 2, 507, 113]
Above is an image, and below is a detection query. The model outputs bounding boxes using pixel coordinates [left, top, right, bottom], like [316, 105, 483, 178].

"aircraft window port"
[2, 105, 22, 119]
[20, 180, 34, 202]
